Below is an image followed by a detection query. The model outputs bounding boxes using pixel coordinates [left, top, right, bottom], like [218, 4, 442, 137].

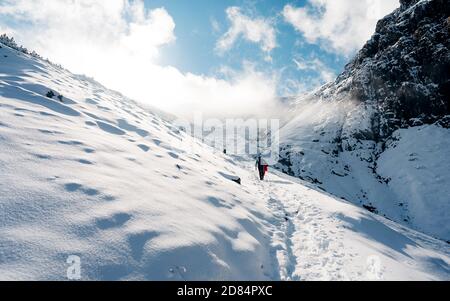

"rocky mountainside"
[330, 0, 448, 131]
[277, 0, 450, 241]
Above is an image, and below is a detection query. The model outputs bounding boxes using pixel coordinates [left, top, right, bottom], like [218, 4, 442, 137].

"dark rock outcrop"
[334, 0, 449, 135]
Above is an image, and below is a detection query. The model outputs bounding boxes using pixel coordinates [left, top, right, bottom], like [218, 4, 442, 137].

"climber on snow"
[256, 154, 269, 181]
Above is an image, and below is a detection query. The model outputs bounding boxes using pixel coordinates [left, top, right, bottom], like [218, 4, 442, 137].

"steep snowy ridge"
[0, 43, 276, 280]
[0, 39, 449, 280]
[277, 0, 450, 242]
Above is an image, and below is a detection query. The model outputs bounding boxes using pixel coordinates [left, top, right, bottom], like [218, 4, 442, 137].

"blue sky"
[145, 0, 346, 94]
[0, 0, 399, 116]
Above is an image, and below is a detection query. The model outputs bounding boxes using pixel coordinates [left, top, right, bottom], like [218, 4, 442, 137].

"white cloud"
[293, 57, 335, 83]
[0, 0, 279, 118]
[216, 7, 277, 61]
[278, 56, 336, 96]
[121, 7, 176, 58]
[283, 0, 399, 55]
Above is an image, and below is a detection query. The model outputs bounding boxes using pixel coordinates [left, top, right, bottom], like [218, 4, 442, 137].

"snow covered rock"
[277, 0, 450, 241]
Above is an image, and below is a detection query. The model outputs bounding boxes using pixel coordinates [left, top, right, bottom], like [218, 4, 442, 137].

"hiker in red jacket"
[256, 154, 268, 181]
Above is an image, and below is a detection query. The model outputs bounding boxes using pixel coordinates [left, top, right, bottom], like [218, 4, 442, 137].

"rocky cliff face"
[277, 0, 450, 241]
[321, 0, 449, 133]
[350, 0, 449, 130]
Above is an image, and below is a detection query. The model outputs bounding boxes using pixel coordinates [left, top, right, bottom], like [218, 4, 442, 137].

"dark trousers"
[258, 166, 265, 180]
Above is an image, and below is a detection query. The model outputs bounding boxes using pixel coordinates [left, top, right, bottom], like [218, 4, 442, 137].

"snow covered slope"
[276, 0, 450, 242]
[0, 41, 449, 280]
[0, 42, 277, 280]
